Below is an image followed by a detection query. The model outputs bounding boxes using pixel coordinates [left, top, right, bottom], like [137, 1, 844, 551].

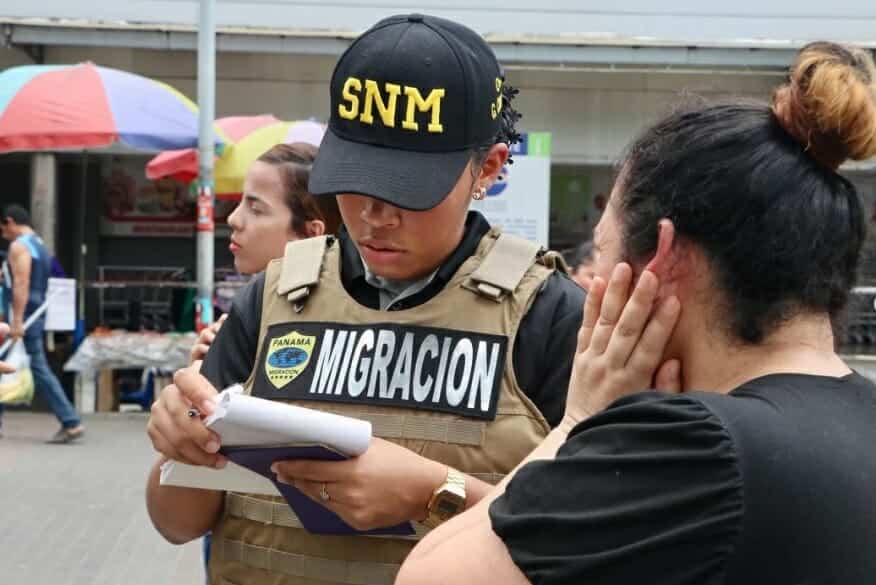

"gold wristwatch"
[423, 467, 467, 528]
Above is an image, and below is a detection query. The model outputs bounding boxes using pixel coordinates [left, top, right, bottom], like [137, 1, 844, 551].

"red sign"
[197, 186, 215, 232]
[100, 156, 235, 237]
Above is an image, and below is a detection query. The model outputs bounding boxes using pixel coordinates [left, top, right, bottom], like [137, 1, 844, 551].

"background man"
[0, 204, 84, 443]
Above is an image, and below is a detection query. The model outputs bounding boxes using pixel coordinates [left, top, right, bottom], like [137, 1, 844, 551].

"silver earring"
[472, 187, 486, 201]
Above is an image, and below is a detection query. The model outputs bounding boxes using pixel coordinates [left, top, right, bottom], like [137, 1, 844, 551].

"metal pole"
[196, 0, 216, 329]
[78, 152, 88, 321]
[30, 153, 57, 255]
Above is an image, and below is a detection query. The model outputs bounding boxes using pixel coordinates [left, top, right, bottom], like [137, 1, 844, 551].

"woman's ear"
[644, 219, 682, 296]
[305, 219, 326, 238]
[477, 143, 510, 187]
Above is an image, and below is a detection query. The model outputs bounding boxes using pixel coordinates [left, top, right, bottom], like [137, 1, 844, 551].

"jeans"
[0, 325, 81, 429]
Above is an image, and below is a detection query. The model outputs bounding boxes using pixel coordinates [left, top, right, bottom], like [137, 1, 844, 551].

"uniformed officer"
[146, 14, 584, 585]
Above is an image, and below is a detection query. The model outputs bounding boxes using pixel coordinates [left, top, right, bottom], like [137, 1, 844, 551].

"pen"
[186, 384, 241, 420]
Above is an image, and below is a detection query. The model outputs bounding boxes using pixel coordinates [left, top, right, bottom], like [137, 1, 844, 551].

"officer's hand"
[147, 363, 226, 469]
[189, 314, 227, 365]
[563, 263, 682, 428]
[271, 438, 447, 531]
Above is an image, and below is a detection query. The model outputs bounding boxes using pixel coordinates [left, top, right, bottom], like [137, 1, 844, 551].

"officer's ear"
[475, 143, 509, 189]
[302, 219, 326, 238]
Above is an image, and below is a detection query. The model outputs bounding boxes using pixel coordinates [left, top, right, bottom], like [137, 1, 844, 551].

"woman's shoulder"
[566, 391, 733, 452]
[694, 371, 876, 429]
[492, 392, 745, 584]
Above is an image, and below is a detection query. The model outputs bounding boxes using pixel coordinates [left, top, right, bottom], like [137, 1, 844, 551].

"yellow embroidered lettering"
[360, 80, 402, 127]
[402, 87, 446, 133]
[491, 94, 502, 120]
[492, 77, 503, 120]
[338, 77, 362, 120]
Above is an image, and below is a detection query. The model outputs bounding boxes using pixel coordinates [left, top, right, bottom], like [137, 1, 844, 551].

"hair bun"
[772, 42, 876, 170]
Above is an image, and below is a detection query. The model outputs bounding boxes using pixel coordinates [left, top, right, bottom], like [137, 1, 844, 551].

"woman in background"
[565, 240, 595, 290]
[190, 142, 340, 362]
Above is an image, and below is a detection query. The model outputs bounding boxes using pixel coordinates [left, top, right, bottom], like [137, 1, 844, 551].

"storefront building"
[1, 1, 874, 329]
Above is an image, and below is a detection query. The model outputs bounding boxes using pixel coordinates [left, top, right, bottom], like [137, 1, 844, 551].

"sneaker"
[48, 426, 85, 444]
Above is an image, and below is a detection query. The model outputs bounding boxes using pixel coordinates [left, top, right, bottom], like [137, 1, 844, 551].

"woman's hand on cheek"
[563, 263, 682, 430]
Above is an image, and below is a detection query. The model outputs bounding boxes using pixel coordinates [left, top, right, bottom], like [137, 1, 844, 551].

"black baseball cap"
[309, 14, 505, 211]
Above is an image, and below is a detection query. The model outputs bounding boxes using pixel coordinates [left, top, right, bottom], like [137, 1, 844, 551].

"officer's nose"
[360, 198, 401, 230]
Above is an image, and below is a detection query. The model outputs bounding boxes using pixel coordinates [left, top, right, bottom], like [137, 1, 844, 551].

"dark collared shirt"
[202, 212, 584, 427]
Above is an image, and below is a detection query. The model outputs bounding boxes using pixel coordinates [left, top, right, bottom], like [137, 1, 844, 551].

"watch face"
[433, 493, 466, 520]
[436, 499, 461, 516]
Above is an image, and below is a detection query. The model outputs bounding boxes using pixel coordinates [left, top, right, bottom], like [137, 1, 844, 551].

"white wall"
[508, 67, 778, 163]
[2, 1, 876, 45]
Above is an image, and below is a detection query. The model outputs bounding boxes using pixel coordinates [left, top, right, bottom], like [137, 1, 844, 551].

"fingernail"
[205, 440, 220, 453]
[200, 401, 214, 415]
[270, 463, 278, 474]
[215, 457, 227, 469]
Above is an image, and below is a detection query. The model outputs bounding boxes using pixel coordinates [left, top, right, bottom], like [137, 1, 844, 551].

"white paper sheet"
[160, 459, 280, 495]
[205, 385, 372, 454]
[160, 385, 373, 491]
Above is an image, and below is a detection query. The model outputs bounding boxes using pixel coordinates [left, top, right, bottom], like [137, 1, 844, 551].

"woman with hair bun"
[399, 41, 876, 585]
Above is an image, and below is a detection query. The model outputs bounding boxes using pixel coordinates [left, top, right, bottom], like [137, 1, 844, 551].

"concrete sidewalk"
[0, 411, 203, 585]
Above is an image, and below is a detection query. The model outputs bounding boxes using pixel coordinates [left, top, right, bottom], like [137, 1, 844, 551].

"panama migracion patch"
[265, 330, 316, 388]
[254, 321, 508, 420]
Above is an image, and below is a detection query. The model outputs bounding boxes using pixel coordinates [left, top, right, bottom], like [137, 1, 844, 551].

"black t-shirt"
[490, 372, 876, 584]
[201, 211, 584, 427]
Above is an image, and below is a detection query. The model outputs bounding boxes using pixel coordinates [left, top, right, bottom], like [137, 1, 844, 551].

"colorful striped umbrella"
[145, 114, 280, 184]
[0, 63, 224, 153]
[147, 119, 325, 198]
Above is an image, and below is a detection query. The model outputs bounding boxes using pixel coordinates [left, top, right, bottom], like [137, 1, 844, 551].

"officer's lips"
[359, 239, 404, 264]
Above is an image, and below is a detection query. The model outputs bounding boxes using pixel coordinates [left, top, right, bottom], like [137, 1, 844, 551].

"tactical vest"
[210, 229, 562, 585]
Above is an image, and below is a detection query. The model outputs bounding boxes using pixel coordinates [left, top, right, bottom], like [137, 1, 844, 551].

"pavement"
[0, 411, 204, 585]
[3, 358, 874, 585]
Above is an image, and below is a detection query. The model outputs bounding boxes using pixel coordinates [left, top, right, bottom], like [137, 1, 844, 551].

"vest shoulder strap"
[539, 250, 570, 274]
[277, 236, 332, 303]
[469, 232, 543, 300]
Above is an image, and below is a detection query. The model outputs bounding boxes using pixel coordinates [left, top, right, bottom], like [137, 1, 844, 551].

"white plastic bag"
[0, 340, 34, 405]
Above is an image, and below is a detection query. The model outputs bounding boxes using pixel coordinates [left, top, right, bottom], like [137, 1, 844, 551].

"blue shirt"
[2, 233, 52, 322]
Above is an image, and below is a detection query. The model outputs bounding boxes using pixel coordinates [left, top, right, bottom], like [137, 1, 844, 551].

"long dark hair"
[256, 143, 342, 235]
[617, 42, 876, 343]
